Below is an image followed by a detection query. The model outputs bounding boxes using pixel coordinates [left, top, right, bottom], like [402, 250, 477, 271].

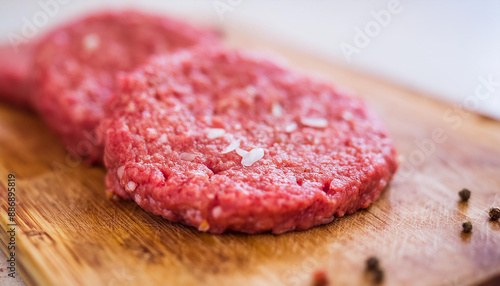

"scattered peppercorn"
[365, 257, 384, 284]
[366, 257, 379, 271]
[462, 221, 472, 233]
[312, 270, 329, 286]
[458, 189, 471, 202]
[489, 207, 500, 221]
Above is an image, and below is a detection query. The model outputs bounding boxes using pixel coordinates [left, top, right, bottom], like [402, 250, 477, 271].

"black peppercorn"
[462, 221, 472, 233]
[366, 257, 379, 271]
[458, 189, 471, 202]
[365, 257, 383, 283]
[489, 207, 500, 221]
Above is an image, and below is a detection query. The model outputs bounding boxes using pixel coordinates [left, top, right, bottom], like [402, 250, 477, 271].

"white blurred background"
[1, 0, 499, 119]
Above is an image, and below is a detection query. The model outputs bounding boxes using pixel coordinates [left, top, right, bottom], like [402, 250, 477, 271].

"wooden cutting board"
[1, 26, 500, 286]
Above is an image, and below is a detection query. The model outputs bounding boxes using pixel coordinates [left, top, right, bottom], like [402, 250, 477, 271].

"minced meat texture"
[100, 48, 398, 234]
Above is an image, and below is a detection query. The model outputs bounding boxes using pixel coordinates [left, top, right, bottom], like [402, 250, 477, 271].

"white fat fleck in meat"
[125, 181, 137, 192]
[134, 194, 141, 204]
[162, 209, 174, 218]
[241, 148, 265, 167]
[207, 128, 225, 139]
[117, 166, 125, 179]
[180, 152, 196, 161]
[158, 134, 168, 143]
[235, 148, 248, 157]
[221, 140, 240, 154]
[246, 85, 257, 96]
[212, 206, 222, 218]
[146, 128, 158, 139]
[285, 122, 298, 133]
[83, 34, 100, 51]
[126, 102, 136, 112]
[301, 117, 328, 128]
[272, 102, 284, 117]
[342, 111, 353, 121]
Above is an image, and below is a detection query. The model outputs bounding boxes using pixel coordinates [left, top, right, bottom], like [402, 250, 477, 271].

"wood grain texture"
[1, 26, 500, 286]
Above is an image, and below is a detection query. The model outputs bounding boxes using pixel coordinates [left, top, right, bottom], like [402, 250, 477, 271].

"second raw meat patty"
[33, 10, 220, 164]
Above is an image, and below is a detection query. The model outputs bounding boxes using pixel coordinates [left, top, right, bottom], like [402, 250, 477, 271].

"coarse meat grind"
[100, 48, 398, 234]
[33, 10, 221, 164]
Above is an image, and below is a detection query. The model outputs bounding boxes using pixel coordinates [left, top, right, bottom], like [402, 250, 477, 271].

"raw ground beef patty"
[101, 48, 398, 234]
[33, 10, 220, 164]
[0, 44, 34, 109]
